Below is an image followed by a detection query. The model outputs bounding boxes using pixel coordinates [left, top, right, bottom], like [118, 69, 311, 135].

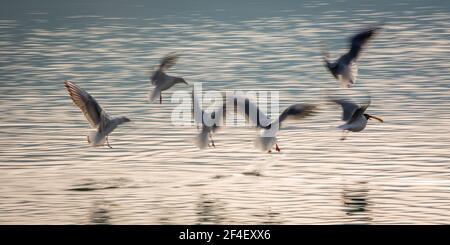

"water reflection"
[341, 182, 372, 224]
[196, 194, 225, 225]
[89, 200, 112, 225]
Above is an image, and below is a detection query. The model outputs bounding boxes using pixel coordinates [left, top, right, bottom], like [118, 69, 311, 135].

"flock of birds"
[64, 25, 384, 153]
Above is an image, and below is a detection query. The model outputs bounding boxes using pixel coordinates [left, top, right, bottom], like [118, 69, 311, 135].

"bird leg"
[160, 94, 162, 104]
[106, 136, 112, 148]
[340, 131, 348, 141]
[275, 144, 281, 152]
[209, 133, 215, 148]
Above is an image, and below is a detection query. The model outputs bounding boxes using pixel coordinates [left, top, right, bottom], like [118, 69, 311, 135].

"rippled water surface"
[0, 0, 449, 224]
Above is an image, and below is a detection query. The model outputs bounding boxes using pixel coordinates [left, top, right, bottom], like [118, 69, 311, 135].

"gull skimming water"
[330, 96, 383, 140]
[64, 81, 131, 148]
[149, 52, 188, 103]
[323, 26, 381, 88]
[230, 97, 316, 153]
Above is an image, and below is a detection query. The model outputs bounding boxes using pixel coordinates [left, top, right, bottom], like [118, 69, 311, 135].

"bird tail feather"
[87, 131, 106, 147]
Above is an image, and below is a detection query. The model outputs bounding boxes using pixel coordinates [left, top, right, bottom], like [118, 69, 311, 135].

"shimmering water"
[0, 0, 449, 224]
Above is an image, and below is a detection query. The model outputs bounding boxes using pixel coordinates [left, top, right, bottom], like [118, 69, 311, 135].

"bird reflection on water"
[342, 182, 372, 224]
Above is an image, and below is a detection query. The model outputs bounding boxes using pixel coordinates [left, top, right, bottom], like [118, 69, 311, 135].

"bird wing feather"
[346, 26, 380, 62]
[330, 98, 361, 122]
[159, 52, 179, 71]
[64, 80, 105, 128]
[278, 104, 316, 126]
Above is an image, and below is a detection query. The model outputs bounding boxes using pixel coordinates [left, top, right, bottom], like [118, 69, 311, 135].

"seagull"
[323, 26, 381, 88]
[149, 52, 188, 103]
[64, 81, 131, 148]
[330, 96, 383, 140]
[230, 96, 316, 153]
[192, 87, 226, 149]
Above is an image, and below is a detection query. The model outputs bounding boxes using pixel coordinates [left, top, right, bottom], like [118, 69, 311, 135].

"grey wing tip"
[160, 52, 180, 66]
[64, 80, 74, 89]
[64, 80, 79, 96]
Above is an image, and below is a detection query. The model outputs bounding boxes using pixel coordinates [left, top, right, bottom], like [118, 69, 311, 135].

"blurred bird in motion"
[329, 96, 383, 140]
[64, 81, 131, 148]
[149, 52, 189, 103]
[230, 96, 316, 153]
[323, 26, 381, 88]
[192, 87, 226, 149]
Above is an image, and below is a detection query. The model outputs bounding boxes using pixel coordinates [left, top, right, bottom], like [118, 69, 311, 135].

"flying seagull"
[330, 96, 383, 140]
[230, 96, 316, 153]
[323, 26, 381, 88]
[149, 52, 188, 103]
[64, 80, 130, 147]
[192, 88, 226, 149]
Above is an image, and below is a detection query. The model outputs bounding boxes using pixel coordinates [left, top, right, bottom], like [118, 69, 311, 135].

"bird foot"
[275, 144, 281, 152]
[106, 137, 113, 148]
[267, 150, 272, 153]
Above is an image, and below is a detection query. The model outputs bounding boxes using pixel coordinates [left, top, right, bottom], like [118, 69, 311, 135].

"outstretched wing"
[159, 52, 179, 71]
[330, 98, 361, 122]
[64, 80, 105, 128]
[346, 26, 381, 62]
[150, 52, 179, 85]
[278, 104, 316, 126]
[349, 96, 371, 123]
[228, 96, 272, 128]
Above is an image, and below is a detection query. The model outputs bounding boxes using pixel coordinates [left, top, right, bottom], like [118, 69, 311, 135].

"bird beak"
[369, 115, 384, 123]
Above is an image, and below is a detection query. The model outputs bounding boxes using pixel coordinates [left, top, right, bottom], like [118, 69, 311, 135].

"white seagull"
[64, 81, 131, 148]
[149, 52, 188, 103]
[330, 96, 383, 140]
[230, 96, 316, 153]
[192, 88, 226, 149]
[323, 26, 381, 88]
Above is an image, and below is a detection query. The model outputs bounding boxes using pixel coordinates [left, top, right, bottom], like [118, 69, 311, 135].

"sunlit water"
[0, 0, 449, 224]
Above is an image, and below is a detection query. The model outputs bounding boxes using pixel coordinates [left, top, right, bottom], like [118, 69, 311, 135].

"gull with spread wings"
[64, 81, 130, 148]
[149, 52, 188, 104]
[323, 26, 381, 88]
[330, 96, 383, 140]
[230, 96, 316, 153]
